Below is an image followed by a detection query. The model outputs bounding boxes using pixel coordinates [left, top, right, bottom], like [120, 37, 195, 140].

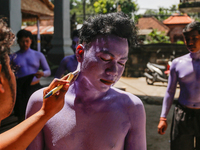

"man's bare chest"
[44, 104, 130, 149]
[177, 60, 200, 83]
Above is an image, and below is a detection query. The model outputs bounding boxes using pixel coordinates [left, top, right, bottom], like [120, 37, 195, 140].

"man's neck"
[190, 50, 200, 60]
[20, 48, 30, 52]
[72, 79, 108, 104]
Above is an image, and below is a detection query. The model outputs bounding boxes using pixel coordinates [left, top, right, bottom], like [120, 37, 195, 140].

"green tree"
[144, 29, 171, 44]
[94, 0, 138, 18]
[70, 0, 95, 24]
[93, 0, 116, 14]
[119, 0, 139, 18]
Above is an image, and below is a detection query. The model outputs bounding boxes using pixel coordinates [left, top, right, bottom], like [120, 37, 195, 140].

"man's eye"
[101, 57, 110, 61]
[118, 62, 125, 66]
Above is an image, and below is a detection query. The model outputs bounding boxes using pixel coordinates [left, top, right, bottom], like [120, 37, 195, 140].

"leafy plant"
[144, 29, 171, 44]
[93, 0, 138, 18]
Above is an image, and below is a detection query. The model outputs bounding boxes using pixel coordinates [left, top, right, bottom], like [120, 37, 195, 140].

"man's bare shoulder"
[110, 87, 144, 107]
[26, 88, 44, 117]
[61, 55, 76, 63]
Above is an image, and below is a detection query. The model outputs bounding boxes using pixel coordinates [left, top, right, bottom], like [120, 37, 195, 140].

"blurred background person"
[54, 30, 79, 78]
[10, 29, 51, 122]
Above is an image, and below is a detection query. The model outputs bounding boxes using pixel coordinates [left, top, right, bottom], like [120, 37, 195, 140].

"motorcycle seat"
[149, 63, 166, 70]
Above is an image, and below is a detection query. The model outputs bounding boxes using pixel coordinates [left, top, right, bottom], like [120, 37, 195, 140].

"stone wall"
[123, 43, 188, 77]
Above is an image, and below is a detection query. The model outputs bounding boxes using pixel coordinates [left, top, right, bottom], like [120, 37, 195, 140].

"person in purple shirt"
[10, 29, 51, 122]
[158, 21, 200, 150]
[54, 30, 79, 78]
[26, 12, 146, 150]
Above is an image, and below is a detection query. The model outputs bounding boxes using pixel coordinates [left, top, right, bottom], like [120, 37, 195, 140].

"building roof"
[163, 14, 193, 25]
[24, 25, 54, 35]
[137, 17, 169, 34]
[21, 0, 54, 21]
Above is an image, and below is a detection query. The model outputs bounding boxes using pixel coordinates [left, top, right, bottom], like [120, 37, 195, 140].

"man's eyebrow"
[99, 50, 128, 60]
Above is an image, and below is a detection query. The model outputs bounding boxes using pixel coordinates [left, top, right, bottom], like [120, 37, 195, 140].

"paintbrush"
[44, 68, 80, 99]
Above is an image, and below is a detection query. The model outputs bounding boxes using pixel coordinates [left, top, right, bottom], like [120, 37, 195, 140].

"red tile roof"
[137, 17, 169, 34]
[163, 14, 193, 25]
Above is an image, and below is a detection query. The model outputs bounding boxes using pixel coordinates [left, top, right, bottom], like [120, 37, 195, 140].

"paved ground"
[1, 76, 181, 150]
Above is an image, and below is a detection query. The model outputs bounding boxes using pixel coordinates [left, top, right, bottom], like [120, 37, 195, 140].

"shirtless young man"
[26, 12, 146, 150]
[0, 18, 70, 150]
[158, 22, 200, 150]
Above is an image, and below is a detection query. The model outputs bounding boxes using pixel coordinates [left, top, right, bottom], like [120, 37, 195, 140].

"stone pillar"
[48, 0, 73, 72]
[0, 0, 21, 52]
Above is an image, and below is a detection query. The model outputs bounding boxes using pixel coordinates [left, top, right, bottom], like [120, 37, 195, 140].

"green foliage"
[70, 0, 95, 24]
[93, 0, 115, 14]
[118, 0, 139, 18]
[93, 0, 138, 18]
[144, 29, 171, 44]
[175, 40, 184, 45]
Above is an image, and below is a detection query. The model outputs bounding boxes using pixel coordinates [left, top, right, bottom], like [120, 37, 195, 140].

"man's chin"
[188, 48, 195, 53]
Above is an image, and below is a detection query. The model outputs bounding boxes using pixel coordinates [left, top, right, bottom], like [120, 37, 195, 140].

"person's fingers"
[43, 78, 70, 96]
[61, 73, 70, 80]
[157, 121, 167, 135]
[49, 78, 69, 88]
[158, 126, 165, 135]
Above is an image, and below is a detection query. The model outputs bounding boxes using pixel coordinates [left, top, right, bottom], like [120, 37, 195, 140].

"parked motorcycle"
[143, 50, 175, 85]
[143, 62, 170, 85]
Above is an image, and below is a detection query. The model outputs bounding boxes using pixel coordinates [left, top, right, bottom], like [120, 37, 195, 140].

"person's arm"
[0, 76, 70, 150]
[158, 60, 178, 135]
[35, 52, 51, 78]
[125, 94, 146, 150]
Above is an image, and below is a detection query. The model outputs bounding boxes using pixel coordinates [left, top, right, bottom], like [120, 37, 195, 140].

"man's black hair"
[79, 12, 137, 47]
[72, 29, 79, 38]
[17, 29, 32, 40]
[183, 21, 200, 35]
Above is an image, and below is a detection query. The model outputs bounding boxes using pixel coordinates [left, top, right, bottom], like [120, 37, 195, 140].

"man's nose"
[187, 38, 194, 45]
[106, 62, 118, 76]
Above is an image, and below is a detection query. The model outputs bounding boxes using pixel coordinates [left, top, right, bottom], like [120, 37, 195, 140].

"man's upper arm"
[26, 89, 45, 150]
[125, 95, 146, 150]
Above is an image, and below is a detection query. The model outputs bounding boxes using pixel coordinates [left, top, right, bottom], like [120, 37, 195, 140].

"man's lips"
[100, 79, 115, 85]
[188, 46, 195, 49]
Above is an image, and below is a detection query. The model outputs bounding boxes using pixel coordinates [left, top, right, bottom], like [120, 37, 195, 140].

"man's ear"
[0, 64, 5, 93]
[76, 44, 84, 62]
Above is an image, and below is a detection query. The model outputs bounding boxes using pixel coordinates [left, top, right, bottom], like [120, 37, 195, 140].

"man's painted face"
[18, 37, 32, 51]
[80, 34, 128, 92]
[184, 30, 200, 53]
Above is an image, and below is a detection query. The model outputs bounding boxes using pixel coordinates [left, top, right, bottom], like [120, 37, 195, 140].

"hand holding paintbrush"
[44, 69, 80, 99]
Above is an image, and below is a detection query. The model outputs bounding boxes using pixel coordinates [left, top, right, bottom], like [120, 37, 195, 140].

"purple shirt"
[161, 51, 200, 118]
[10, 48, 51, 82]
